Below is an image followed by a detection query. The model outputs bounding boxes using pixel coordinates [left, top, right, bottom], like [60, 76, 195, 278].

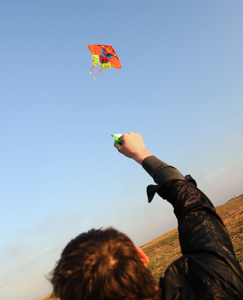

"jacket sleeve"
[142, 155, 243, 281]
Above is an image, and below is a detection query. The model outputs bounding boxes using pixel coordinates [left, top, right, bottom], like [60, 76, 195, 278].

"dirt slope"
[141, 195, 243, 281]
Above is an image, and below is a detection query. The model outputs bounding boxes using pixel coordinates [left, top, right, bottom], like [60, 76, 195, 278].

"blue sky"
[1, 1, 243, 299]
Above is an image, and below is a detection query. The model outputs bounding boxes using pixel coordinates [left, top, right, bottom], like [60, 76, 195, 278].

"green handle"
[111, 134, 122, 144]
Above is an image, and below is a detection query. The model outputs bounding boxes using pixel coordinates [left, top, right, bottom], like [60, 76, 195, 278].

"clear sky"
[1, 1, 243, 299]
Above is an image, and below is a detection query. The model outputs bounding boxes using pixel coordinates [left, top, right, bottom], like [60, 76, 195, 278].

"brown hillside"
[141, 194, 243, 281]
[42, 195, 243, 300]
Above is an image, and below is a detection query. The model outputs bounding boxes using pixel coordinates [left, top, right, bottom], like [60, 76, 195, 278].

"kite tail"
[93, 69, 102, 81]
[90, 66, 95, 75]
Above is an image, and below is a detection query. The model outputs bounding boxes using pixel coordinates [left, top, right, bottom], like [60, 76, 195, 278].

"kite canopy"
[88, 45, 121, 80]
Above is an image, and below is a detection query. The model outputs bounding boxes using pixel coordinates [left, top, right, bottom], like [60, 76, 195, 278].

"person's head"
[50, 227, 160, 300]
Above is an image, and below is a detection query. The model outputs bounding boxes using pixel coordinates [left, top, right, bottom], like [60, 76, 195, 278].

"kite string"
[111, 72, 127, 133]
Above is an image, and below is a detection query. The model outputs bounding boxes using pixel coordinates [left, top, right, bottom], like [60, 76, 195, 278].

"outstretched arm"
[114, 132, 243, 285]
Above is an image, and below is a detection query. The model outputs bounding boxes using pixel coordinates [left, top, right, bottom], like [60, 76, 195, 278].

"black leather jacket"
[143, 156, 243, 300]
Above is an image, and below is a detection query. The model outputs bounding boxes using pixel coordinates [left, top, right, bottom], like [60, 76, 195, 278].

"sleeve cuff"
[142, 156, 185, 186]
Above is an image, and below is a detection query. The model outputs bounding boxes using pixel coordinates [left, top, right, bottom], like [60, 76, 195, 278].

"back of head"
[50, 227, 160, 300]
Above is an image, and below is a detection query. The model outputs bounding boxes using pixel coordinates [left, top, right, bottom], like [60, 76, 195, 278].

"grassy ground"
[141, 194, 243, 281]
[42, 195, 243, 299]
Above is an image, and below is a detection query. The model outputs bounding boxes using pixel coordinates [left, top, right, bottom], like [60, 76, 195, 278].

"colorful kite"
[88, 45, 122, 81]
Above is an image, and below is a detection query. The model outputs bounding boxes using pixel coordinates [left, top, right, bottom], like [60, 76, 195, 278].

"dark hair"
[50, 227, 160, 300]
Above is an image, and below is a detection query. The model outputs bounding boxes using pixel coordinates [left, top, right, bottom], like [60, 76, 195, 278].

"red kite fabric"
[88, 45, 121, 80]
